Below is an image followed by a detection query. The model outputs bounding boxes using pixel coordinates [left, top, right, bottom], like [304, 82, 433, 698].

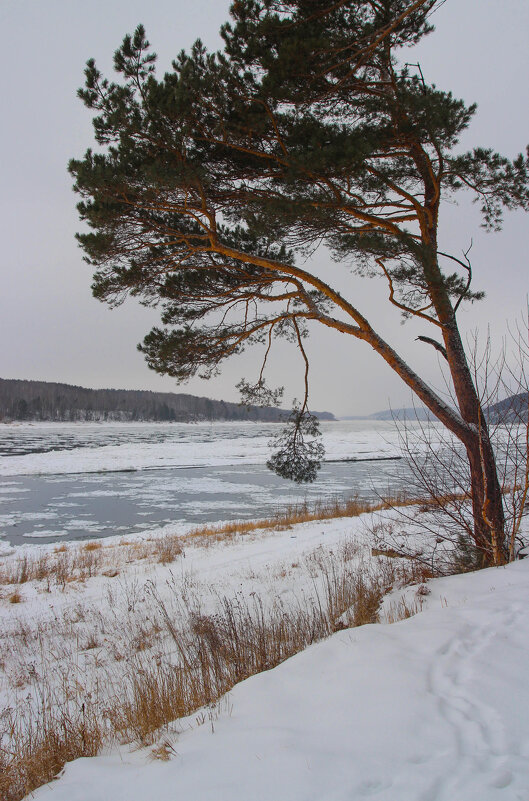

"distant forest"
[0, 378, 334, 423]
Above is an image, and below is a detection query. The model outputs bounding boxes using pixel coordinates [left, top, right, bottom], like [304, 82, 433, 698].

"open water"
[0, 420, 418, 548]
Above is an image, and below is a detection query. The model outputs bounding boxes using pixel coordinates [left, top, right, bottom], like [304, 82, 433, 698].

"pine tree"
[69, 2, 529, 565]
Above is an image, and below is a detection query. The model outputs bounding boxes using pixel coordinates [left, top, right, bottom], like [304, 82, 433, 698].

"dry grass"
[0, 533, 426, 801]
[0, 492, 440, 801]
[0, 495, 381, 589]
[152, 534, 184, 565]
[191, 496, 376, 539]
[383, 591, 429, 624]
[0, 533, 185, 589]
[78, 551, 417, 745]
[83, 541, 102, 552]
[0, 697, 103, 801]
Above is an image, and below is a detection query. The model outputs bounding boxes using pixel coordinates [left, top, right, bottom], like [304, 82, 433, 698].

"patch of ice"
[0, 421, 426, 477]
[19, 512, 60, 521]
[67, 490, 126, 498]
[178, 501, 258, 511]
[64, 520, 105, 531]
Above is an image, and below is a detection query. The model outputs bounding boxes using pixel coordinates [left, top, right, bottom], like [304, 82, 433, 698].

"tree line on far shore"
[0, 378, 335, 423]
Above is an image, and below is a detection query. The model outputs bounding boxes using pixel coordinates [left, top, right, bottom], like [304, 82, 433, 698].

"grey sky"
[1, 0, 528, 417]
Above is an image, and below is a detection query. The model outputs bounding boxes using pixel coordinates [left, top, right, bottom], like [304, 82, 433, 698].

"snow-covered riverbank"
[34, 558, 529, 801]
[2, 507, 529, 801]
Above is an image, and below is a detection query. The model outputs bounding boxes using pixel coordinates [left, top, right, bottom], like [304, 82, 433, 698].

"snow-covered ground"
[31, 562, 529, 801]
[3, 507, 529, 801]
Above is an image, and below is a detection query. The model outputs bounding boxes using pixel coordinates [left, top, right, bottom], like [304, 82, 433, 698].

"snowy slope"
[30, 558, 529, 801]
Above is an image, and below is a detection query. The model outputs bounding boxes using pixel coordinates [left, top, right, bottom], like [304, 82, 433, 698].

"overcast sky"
[1, 0, 528, 417]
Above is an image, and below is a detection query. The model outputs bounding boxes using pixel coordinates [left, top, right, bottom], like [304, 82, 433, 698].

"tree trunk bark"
[371, 326, 507, 566]
[421, 243, 507, 567]
[438, 331, 507, 566]
[463, 427, 507, 566]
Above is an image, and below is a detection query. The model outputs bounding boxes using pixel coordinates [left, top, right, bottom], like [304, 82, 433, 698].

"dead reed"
[0, 696, 103, 801]
[0, 537, 424, 801]
[0, 495, 378, 589]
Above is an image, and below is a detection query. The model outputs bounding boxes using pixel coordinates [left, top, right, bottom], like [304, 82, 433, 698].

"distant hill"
[343, 393, 529, 424]
[0, 378, 335, 424]
[486, 391, 528, 423]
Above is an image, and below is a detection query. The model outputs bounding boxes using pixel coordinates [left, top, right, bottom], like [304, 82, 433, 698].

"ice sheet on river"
[0, 421, 432, 477]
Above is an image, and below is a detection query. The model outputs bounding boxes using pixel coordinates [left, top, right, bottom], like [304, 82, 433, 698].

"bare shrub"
[375, 320, 529, 569]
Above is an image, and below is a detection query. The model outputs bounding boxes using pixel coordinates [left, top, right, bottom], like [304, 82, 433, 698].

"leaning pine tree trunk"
[428, 252, 507, 567]
[356, 321, 507, 567]
[394, 141, 510, 566]
[463, 427, 506, 566]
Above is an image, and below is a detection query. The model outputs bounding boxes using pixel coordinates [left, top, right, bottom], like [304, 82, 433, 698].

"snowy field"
[1, 504, 529, 801]
[0, 421, 433, 547]
[32, 558, 529, 801]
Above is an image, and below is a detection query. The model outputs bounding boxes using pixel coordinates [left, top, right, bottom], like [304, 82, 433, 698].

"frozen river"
[0, 420, 420, 549]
